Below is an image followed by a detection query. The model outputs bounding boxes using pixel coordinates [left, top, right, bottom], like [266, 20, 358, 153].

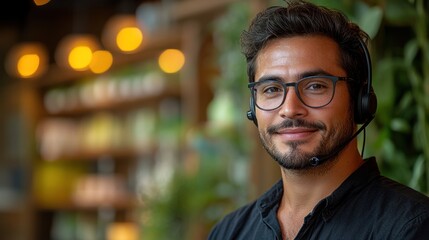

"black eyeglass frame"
[248, 75, 353, 111]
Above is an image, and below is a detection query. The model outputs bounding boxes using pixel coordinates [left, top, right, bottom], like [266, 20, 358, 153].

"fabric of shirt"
[208, 158, 429, 240]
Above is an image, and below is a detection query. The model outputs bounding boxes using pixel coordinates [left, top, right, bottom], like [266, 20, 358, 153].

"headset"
[246, 38, 377, 126]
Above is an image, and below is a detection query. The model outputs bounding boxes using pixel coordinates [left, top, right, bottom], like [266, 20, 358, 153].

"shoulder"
[367, 175, 429, 210]
[348, 158, 429, 215]
[358, 176, 429, 238]
[207, 200, 259, 240]
[208, 180, 283, 240]
[325, 167, 429, 239]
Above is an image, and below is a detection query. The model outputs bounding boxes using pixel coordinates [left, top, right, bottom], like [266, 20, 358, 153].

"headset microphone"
[309, 117, 373, 166]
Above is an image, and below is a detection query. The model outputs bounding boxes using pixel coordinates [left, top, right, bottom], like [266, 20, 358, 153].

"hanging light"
[116, 27, 142, 52]
[5, 42, 48, 79]
[158, 49, 185, 74]
[33, 0, 50, 6]
[55, 34, 100, 71]
[102, 14, 143, 54]
[89, 50, 113, 74]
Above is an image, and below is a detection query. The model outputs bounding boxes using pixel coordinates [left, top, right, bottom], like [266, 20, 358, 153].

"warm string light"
[18, 54, 40, 77]
[90, 50, 113, 74]
[116, 27, 143, 52]
[158, 49, 185, 73]
[68, 46, 93, 70]
[55, 34, 113, 74]
[55, 34, 98, 71]
[6, 8, 187, 79]
[33, 0, 50, 6]
[5, 42, 48, 79]
[102, 14, 144, 54]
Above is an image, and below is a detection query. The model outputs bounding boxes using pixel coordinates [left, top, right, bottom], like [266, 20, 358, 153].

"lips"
[274, 127, 318, 141]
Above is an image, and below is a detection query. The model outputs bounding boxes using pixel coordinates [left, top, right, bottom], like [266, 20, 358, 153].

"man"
[208, 1, 429, 239]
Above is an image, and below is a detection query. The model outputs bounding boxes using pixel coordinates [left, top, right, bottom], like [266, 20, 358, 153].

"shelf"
[41, 146, 157, 162]
[36, 199, 138, 212]
[45, 87, 181, 117]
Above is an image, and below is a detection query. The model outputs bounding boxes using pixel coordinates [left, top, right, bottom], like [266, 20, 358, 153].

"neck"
[276, 138, 365, 240]
[279, 142, 364, 214]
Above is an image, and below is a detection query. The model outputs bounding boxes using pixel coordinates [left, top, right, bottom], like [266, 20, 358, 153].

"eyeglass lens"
[252, 76, 339, 110]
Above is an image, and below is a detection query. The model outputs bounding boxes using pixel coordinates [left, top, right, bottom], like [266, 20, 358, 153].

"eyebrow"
[256, 69, 336, 82]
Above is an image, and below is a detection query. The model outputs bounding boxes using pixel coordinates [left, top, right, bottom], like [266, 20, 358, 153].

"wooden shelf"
[42, 146, 157, 162]
[45, 87, 181, 117]
[36, 199, 138, 212]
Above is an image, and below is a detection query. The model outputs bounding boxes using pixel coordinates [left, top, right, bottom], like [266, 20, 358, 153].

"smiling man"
[208, 1, 429, 239]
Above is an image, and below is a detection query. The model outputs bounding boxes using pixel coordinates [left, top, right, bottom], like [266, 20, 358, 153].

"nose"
[278, 87, 307, 119]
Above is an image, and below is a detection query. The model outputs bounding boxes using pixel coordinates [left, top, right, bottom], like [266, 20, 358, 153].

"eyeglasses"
[248, 75, 351, 111]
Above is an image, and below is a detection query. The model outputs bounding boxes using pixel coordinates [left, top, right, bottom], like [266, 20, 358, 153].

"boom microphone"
[309, 117, 373, 166]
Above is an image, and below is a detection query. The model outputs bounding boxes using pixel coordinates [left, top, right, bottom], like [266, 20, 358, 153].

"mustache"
[267, 119, 326, 134]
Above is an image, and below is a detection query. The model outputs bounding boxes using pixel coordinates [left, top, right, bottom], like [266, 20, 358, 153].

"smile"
[274, 127, 318, 142]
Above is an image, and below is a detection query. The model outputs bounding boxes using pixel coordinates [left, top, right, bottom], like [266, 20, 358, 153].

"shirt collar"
[256, 157, 381, 222]
[321, 157, 380, 221]
[258, 179, 283, 217]
[257, 179, 283, 235]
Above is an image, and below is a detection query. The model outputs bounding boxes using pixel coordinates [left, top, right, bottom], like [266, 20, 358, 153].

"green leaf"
[354, 1, 383, 38]
[373, 59, 396, 123]
[397, 92, 413, 113]
[384, 0, 417, 26]
[408, 68, 423, 93]
[404, 39, 419, 66]
[390, 118, 411, 133]
[409, 155, 424, 190]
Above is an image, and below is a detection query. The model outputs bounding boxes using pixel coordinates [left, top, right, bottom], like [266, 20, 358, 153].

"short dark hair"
[241, 0, 370, 103]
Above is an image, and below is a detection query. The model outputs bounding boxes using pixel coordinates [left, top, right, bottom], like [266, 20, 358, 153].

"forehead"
[255, 35, 346, 81]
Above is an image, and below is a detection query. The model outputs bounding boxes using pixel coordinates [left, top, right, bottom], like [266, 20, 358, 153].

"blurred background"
[0, 0, 427, 239]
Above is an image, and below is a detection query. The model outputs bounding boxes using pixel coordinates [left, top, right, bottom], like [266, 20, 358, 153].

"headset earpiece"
[247, 110, 255, 121]
[247, 96, 258, 126]
[354, 39, 377, 124]
[355, 84, 377, 124]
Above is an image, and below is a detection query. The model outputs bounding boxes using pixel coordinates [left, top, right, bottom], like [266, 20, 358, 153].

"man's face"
[254, 35, 354, 170]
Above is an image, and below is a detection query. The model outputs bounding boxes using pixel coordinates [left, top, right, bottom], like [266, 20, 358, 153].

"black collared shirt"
[208, 158, 429, 239]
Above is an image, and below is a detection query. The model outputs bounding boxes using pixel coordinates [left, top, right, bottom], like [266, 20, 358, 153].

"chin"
[266, 146, 313, 170]
[270, 141, 334, 170]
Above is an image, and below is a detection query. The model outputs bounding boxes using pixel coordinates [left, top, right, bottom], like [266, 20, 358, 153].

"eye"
[307, 82, 327, 90]
[263, 85, 282, 93]
[258, 81, 284, 95]
[301, 78, 331, 92]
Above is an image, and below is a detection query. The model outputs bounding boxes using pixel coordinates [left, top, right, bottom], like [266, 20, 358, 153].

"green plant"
[374, 0, 429, 193]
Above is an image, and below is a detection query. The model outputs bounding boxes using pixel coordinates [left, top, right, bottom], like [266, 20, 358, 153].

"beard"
[259, 113, 354, 171]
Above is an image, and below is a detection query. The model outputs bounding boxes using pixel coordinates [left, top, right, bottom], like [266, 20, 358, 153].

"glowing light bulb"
[116, 27, 143, 52]
[17, 54, 40, 78]
[68, 46, 93, 70]
[56, 34, 99, 71]
[5, 42, 47, 79]
[33, 0, 50, 6]
[158, 49, 185, 73]
[90, 50, 113, 74]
